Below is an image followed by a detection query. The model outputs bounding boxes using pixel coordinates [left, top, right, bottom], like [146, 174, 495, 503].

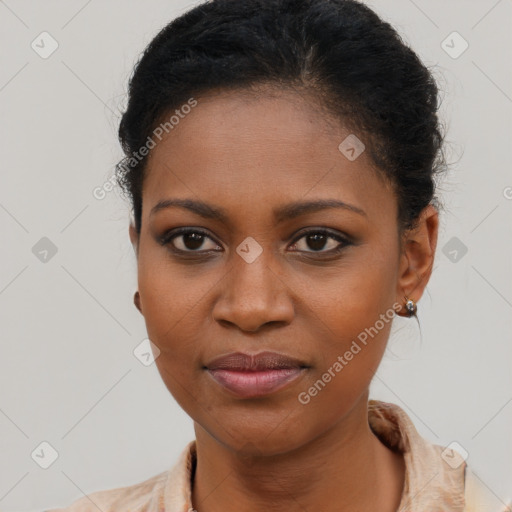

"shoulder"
[43, 470, 169, 512]
[463, 465, 512, 512]
[44, 441, 196, 512]
[368, 400, 510, 512]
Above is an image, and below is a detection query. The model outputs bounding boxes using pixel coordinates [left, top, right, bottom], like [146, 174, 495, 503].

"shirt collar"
[163, 399, 466, 511]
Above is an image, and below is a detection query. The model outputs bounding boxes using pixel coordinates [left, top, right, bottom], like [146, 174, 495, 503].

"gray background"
[0, 0, 511, 510]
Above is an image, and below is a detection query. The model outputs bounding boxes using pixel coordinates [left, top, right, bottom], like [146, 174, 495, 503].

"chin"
[196, 411, 317, 458]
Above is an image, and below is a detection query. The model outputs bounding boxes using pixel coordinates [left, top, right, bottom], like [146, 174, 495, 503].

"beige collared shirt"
[46, 400, 511, 512]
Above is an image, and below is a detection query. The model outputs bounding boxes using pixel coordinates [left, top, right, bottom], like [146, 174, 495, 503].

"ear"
[129, 223, 143, 315]
[396, 204, 439, 307]
[129, 223, 139, 257]
[133, 290, 143, 314]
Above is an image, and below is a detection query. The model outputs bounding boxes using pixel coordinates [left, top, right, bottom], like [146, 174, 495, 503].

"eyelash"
[159, 227, 352, 258]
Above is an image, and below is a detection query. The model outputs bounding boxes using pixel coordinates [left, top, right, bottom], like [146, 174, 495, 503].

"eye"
[289, 229, 351, 254]
[160, 227, 352, 257]
[161, 228, 222, 253]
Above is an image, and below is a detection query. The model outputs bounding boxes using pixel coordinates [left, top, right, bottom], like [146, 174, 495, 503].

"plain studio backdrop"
[0, 0, 511, 510]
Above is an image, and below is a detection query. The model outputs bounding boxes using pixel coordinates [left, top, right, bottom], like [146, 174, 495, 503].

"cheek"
[137, 249, 202, 342]
[299, 247, 399, 398]
[292, 314, 394, 436]
[310, 246, 399, 336]
[136, 251, 216, 396]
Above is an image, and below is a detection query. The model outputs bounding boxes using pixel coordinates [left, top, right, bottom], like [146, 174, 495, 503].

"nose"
[211, 253, 295, 333]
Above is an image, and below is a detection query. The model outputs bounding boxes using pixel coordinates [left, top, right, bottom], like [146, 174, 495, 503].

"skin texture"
[129, 88, 439, 512]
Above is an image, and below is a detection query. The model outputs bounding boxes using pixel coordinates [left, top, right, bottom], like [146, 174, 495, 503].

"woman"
[48, 0, 509, 510]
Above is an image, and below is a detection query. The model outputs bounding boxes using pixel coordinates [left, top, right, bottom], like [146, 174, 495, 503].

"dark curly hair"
[116, 0, 448, 236]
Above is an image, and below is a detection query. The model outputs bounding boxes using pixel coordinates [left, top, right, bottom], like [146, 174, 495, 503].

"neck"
[191, 393, 405, 512]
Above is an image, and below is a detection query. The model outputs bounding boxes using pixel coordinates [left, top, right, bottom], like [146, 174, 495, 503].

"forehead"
[142, 88, 396, 225]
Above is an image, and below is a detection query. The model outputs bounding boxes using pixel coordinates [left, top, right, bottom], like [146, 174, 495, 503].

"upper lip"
[205, 351, 307, 371]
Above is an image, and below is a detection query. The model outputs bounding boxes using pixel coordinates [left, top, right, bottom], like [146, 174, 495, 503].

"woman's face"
[130, 89, 431, 455]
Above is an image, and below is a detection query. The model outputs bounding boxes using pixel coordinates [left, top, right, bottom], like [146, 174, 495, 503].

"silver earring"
[404, 297, 417, 317]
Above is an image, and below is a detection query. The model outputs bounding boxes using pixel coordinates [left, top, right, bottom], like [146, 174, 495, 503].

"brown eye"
[162, 228, 222, 253]
[290, 230, 351, 254]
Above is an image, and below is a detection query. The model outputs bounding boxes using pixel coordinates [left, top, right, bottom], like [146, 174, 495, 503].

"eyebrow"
[149, 198, 367, 222]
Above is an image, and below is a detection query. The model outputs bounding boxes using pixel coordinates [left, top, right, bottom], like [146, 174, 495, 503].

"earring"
[404, 296, 417, 317]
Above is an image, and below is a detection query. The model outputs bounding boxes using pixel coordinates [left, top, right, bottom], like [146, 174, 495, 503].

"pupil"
[184, 233, 204, 250]
[308, 233, 326, 251]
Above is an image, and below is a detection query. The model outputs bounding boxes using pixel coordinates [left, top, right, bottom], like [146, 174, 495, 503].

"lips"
[205, 351, 308, 399]
[206, 351, 306, 371]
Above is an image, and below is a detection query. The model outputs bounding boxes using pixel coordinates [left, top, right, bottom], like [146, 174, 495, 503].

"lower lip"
[207, 368, 305, 398]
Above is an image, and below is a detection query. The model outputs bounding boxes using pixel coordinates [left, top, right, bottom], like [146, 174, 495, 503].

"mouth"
[205, 351, 308, 399]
